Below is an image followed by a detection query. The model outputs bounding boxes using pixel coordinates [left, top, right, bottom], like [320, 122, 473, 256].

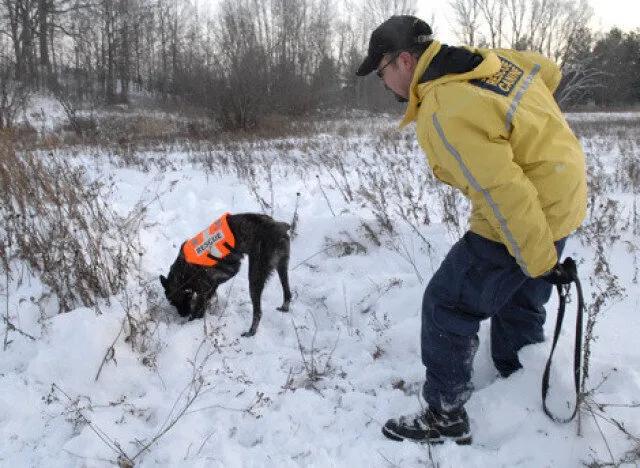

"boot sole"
[382, 426, 472, 445]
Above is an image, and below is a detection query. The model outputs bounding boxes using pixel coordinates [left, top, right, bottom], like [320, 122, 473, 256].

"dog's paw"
[276, 305, 289, 312]
[241, 330, 256, 337]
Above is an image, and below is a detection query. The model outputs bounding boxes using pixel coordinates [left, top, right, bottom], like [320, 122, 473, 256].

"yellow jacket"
[401, 42, 587, 278]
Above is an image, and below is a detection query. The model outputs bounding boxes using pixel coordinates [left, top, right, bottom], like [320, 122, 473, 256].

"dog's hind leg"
[242, 252, 271, 337]
[276, 255, 291, 312]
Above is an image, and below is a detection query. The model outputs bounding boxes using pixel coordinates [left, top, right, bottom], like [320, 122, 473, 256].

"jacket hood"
[400, 41, 502, 128]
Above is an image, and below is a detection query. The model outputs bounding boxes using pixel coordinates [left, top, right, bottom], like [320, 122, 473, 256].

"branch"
[53, 383, 133, 465]
[2, 315, 37, 343]
[94, 318, 125, 381]
[131, 375, 207, 461]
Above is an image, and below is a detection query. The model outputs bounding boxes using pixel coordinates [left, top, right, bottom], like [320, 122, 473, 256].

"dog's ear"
[159, 275, 168, 288]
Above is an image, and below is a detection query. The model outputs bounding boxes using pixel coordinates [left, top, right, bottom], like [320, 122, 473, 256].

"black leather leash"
[541, 257, 585, 423]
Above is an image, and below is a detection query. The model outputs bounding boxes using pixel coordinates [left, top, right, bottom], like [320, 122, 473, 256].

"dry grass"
[0, 137, 145, 312]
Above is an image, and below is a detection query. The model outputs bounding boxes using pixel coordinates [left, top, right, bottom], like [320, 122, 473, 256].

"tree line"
[0, 0, 638, 130]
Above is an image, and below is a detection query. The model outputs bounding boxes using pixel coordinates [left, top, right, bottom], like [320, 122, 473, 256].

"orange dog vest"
[182, 213, 236, 267]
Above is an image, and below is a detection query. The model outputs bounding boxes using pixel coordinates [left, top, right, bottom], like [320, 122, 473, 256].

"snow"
[19, 93, 67, 134]
[565, 111, 640, 122]
[1, 114, 639, 467]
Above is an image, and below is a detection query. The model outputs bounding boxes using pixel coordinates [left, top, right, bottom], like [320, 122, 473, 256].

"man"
[356, 16, 586, 445]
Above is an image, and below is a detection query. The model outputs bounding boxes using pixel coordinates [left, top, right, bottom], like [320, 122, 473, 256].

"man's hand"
[542, 259, 576, 285]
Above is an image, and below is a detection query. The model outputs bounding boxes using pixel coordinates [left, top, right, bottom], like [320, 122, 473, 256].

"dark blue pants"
[421, 231, 566, 412]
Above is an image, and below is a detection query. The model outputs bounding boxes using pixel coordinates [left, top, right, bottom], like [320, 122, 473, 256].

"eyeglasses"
[376, 52, 401, 79]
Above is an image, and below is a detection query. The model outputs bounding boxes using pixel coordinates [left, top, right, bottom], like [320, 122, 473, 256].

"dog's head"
[159, 269, 193, 317]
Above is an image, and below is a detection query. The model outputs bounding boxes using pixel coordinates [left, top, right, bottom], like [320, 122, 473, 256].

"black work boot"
[382, 407, 472, 445]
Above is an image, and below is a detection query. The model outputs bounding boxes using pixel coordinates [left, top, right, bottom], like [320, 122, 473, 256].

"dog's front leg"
[276, 256, 291, 312]
[177, 296, 192, 317]
[190, 287, 215, 320]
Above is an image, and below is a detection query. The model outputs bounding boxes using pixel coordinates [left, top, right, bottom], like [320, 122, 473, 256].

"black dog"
[160, 213, 292, 336]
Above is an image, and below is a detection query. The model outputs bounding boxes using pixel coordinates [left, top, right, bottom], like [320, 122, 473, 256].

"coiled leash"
[541, 257, 585, 423]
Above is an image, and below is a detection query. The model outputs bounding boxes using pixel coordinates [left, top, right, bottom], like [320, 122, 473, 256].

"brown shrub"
[0, 137, 145, 311]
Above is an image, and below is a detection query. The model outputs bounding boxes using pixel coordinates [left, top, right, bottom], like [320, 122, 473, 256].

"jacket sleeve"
[429, 111, 557, 277]
[518, 51, 562, 94]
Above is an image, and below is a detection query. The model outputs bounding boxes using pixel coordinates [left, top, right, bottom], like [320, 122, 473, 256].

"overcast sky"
[416, 0, 640, 44]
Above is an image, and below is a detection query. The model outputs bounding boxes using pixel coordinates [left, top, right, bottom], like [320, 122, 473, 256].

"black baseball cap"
[356, 15, 433, 76]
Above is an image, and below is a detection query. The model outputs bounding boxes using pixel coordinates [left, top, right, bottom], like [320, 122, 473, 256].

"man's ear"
[398, 51, 417, 71]
[159, 275, 167, 288]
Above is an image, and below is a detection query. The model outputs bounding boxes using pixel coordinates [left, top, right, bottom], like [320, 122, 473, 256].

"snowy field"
[1, 105, 639, 467]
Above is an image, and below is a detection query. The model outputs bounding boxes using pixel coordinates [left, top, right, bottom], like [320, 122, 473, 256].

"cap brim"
[356, 54, 379, 76]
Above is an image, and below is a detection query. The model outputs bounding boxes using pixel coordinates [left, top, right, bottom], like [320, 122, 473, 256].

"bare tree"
[555, 59, 606, 107]
[503, 0, 527, 48]
[449, 0, 481, 46]
[501, 0, 593, 61]
[117, 0, 131, 103]
[478, 0, 505, 47]
[448, 0, 598, 108]
[212, 0, 269, 128]
[0, 0, 631, 120]
[3, 0, 37, 82]
[361, 0, 417, 29]
[0, 64, 30, 128]
[37, 0, 51, 82]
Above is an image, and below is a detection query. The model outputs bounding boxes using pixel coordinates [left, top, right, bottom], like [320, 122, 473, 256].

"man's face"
[376, 51, 417, 100]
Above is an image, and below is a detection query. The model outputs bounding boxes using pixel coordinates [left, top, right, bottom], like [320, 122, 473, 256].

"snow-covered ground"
[565, 111, 640, 122]
[1, 110, 639, 467]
